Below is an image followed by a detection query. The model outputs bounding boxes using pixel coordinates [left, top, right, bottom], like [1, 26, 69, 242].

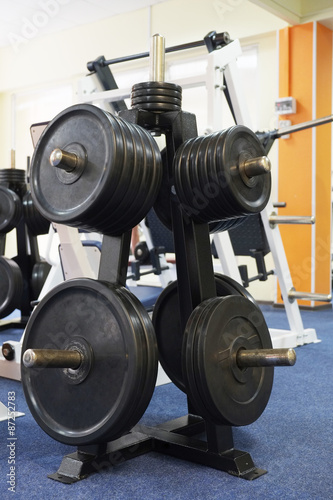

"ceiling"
[0, 0, 332, 50]
[249, 0, 333, 30]
[0, 0, 166, 48]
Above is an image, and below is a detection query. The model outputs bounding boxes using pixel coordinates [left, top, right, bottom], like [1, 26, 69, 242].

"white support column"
[206, 39, 244, 131]
[55, 224, 96, 280]
[261, 204, 318, 346]
[0, 401, 24, 422]
[139, 219, 176, 288]
[213, 232, 242, 283]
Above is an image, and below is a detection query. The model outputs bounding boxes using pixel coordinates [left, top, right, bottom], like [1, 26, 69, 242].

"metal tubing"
[243, 156, 271, 177]
[150, 34, 165, 82]
[89, 33, 227, 69]
[274, 114, 333, 138]
[269, 213, 315, 228]
[272, 202, 286, 208]
[23, 348, 82, 369]
[50, 148, 78, 172]
[236, 348, 296, 367]
[288, 287, 332, 303]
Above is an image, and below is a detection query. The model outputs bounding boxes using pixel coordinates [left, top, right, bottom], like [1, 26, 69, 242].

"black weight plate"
[133, 101, 181, 112]
[172, 137, 232, 231]
[153, 148, 173, 231]
[220, 126, 271, 214]
[116, 286, 158, 429]
[152, 273, 256, 392]
[131, 88, 182, 99]
[182, 297, 218, 417]
[0, 168, 26, 188]
[173, 138, 196, 218]
[153, 146, 229, 233]
[132, 95, 181, 106]
[84, 118, 161, 235]
[72, 111, 140, 232]
[0, 257, 23, 318]
[185, 295, 273, 426]
[21, 278, 157, 446]
[31, 261, 51, 299]
[0, 186, 22, 233]
[186, 136, 208, 219]
[132, 81, 182, 96]
[208, 215, 248, 234]
[131, 81, 182, 111]
[177, 136, 204, 220]
[207, 131, 243, 220]
[104, 121, 162, 235]
[196, 131, 229, 222]
[194, 130, 241, 222]
[173, 134, 221, 223]
[81, 115, 139, 233]
[22, 191, 50, 236]
[30, 105, 127, 229]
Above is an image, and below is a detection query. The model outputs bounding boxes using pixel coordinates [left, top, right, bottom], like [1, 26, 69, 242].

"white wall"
[0, 0, 288, 301]
[0, 0, 288, 165]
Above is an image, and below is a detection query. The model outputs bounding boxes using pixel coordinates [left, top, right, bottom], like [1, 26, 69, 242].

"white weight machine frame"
[206, 39, 330, 347]
[77, 37, 326, 348]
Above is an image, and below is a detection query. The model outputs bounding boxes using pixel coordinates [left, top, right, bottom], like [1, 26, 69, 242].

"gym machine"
[206, 38, 332, 346]
[0, 167, 51, 381]
[0, 168, 50, 322]
[20, 34, 296, 484]
[82, 31, 331, 348]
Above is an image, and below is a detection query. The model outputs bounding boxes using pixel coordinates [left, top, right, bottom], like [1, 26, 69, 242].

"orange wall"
[278, 22, 332, 307]
[315, 24, 332, 304]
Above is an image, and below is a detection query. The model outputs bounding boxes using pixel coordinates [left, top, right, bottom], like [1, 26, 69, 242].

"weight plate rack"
[21, 34, 296, 485]
[0, 170, 51, 321]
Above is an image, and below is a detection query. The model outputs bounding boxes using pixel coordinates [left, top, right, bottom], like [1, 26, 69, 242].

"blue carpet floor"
[0, 304, 332, 500]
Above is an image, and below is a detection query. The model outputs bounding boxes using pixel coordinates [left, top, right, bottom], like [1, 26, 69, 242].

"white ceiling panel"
[0, 0, 167, 48]
[249, 0, 333, 27]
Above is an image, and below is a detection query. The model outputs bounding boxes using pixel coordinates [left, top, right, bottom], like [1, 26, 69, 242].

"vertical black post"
[0, 234, 5, 256]
[205, 421, 234, 453]
[88, 56, 127, 114]
[15, 218, 32, 317]
[98, 231, 132, 286]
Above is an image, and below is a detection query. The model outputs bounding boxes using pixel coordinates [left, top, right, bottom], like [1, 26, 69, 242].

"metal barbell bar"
[23, 348, 82, 369]
[23, 346, 296, 370]
[274, 114, 333, 138]
[241, 155, 271, 178]
[150, 33, 165, 82]
[288, 287, 332, 303]
[236, 348, 296, 367]
[50, 148, 79, 172]
[269, 211, 315, 228]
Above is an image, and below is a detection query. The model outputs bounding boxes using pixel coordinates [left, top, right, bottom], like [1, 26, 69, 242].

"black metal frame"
[87, 31, 231, 72]
[49, 416, 266, 484]
[0, 176, 36, 324]
[47, 103, 267, 483]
